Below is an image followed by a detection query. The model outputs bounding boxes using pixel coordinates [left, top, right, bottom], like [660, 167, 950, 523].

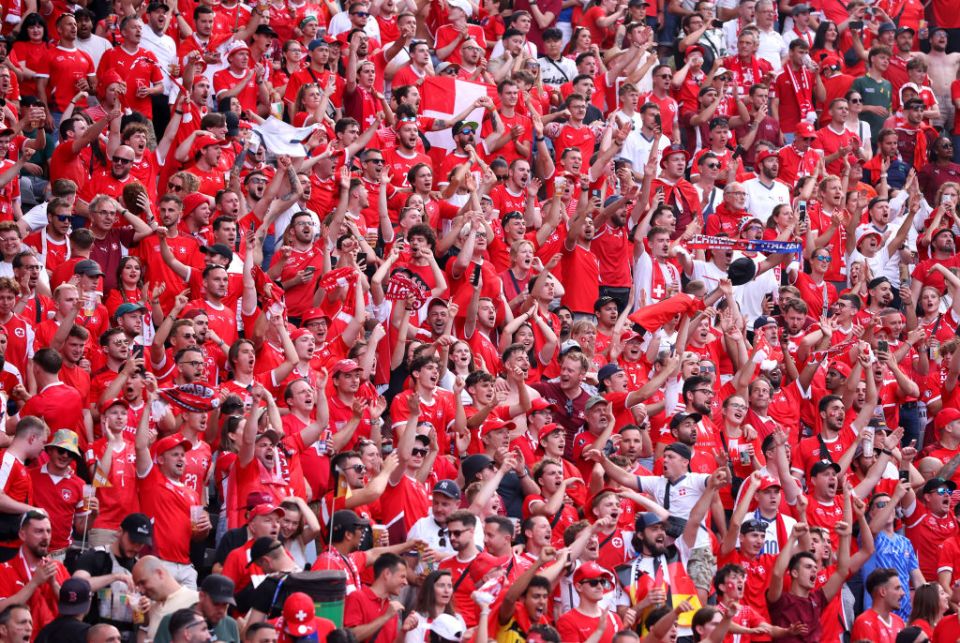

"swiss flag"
[420, 76, 497, 168]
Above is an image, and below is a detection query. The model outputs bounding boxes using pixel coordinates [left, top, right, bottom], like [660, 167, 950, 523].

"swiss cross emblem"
[295, 610, 307, 622]
[61, 488, 73, 501]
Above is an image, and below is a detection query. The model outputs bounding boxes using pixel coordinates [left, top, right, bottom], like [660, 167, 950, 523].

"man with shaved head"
[131, 556, 198, 643]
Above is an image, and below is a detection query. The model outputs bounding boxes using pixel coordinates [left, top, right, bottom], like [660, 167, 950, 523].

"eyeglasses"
[693, 389, 714, 396]
[95, 210, 118, 216]
[727, 402, 747, 410]
[111, 339, 130, 347]
[580, 578, 608, 588]
[656, 74, 672, 79]
[849, 98, 862, 103]
[351, 11, 369, 16]
[411, 447, 428, 457]
[179, 360, 204, 368]
[168, 183, 184, 191]
[727, 191, 747, 196]
[873, 500, 889, 509]
[112, 156, 134, 164]
[365, 158, 384, 165]
[437, 527, 447, 547]
[350, 464, 366, 474]
[447, 528, 470, 538]
[704, 163, 720, 169]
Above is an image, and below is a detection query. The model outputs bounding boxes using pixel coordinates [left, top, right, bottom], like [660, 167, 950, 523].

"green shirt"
[153, 609, 240, 643]
[850, 74, 892, 146]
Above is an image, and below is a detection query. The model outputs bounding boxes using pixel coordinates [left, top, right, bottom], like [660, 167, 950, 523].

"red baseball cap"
[935, 408, 960, 431]
[248, 503, 285, 519]
[795, 122, 816, 138]
[282, 593, 321, 636]
[758, 476, 782, 491]
[479, 419, 516, 439]
[526, 398, 551, 415]
[301, 308, 330, 324]
[573, 561, 614, 585]
[99, 397, 130, 414]
[152, 435, 192, 457]
[827, 362, 851, 378]
[333, 359, 362, 376]
[755, 148, 778, 165]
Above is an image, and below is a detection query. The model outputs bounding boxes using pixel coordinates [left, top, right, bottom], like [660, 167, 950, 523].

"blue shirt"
[863, 531, 919, 620]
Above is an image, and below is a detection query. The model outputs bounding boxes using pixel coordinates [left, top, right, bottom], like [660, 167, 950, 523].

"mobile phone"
[899, 469, 910, 483]
[357, 254, 367, 269]
[877, 339, 889, 353]
[943, 194, 953, 206]
[711, 18, 723, 28]
[797, 200, 807, 223]
[470, 263, 482, 287]
[731, 145, 745, 161]
[850, 20, 863, 29]
[653, 113, 662, 129]
[590, 188, 601, 201]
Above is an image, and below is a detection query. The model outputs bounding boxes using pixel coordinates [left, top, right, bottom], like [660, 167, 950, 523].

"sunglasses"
[349, 464, 366, 474]
[447, 528, 470, 538]
[112, 156, 134, 164]
[365, 158, 384, 164]
[168, 183, 184, 191]
[54, 214, 70, 222]
[933, 487, 952, 496]
[703, 163, 720, 169]
[459, 128, 475, 135]
[814, 255, 832, 262]
[849, 98, 862, 103]
[351, 11, 369, 16]
[411, 447, 428, 457]
[580, 578, 608, 588]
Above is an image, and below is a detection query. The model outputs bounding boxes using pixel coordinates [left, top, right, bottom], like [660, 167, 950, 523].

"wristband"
[535, 135, 545, 142]
[880, 448, 893, 456]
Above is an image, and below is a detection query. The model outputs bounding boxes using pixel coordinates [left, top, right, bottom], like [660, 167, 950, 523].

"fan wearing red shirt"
[560, 205, 600, 316]
[343, 551, 408, 643]
[29, 430, 88, 553]
[135, 423, 211, 581]
[814, 99, 861, 175]
[389, 355, 457, 455]
[0, 511, 71, 638]
[718, 475, 779, 623]
[35, 14, 96, 114]
[438, 510, 503, 628]
[0, 417, 45, 557]
[551, 95, 595, 165]
[213, 42, 263, 114]
[433, 1, 486, 65]
[95, 16, 163, 118]
[906, 476, 960, 582]
[772, 41, 823, 137]
[48, 109, 114, 187]
[850, 568, 906, 643]
[381, 407, 432, 539]
[556, 562, 622, 643]
[482, 79, 532, 166]
[85, 399, 139, 531]
[20, 349, 86, 446]
[384, 121, 433, 190]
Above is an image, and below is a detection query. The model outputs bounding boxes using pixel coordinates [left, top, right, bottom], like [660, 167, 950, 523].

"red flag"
[628, 294, 704, 331]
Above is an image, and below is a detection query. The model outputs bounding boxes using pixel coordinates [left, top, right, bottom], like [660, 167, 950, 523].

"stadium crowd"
[0, 0, 959, 641]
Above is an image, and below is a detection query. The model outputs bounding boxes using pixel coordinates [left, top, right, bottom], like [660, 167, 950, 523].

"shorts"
[87, 528, 119, 548]
[160, 560, 198, 590]
[687, 546, 717, 592]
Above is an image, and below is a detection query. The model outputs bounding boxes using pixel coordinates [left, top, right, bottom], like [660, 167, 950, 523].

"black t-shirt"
[73, 548, 138, 635]
[35, 617, 90, 643]
[249, 574, 292, 618]
[214, 527, 249, 566]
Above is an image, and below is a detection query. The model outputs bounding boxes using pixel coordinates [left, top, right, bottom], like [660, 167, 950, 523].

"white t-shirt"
[635, 473, 712, 548]
[744, 177, 791, 222]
